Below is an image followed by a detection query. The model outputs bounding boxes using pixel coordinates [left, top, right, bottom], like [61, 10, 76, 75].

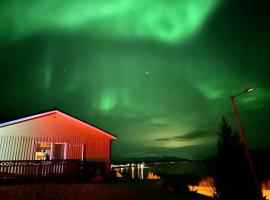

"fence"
[0, 159, 81, 179]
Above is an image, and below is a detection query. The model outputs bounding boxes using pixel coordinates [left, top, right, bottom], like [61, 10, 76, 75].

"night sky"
[0, 0, 270, 160]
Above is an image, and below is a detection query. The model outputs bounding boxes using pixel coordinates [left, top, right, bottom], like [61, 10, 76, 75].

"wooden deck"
[0, 160, 81, 179]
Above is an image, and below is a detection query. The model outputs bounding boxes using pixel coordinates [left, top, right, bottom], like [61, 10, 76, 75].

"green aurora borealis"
[1, 0, 270, 160]
[1, 0, 218, 43]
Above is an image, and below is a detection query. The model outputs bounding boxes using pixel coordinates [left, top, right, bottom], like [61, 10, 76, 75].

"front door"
[54, 143, 66, 159]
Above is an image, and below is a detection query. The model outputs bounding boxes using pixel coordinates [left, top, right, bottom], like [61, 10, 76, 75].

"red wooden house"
[0, 110, 116, 178]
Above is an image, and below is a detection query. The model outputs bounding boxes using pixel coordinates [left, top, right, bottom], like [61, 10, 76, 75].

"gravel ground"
[0, 180, 211, 200]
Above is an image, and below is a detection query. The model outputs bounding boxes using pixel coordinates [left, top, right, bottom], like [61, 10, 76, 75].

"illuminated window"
[35, 143, 52, 160]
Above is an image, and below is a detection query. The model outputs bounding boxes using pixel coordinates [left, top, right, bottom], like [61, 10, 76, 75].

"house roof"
[0, 110, 116, 140]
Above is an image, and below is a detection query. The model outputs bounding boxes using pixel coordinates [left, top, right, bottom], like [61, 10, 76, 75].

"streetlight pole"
[230, 87, 260, 197]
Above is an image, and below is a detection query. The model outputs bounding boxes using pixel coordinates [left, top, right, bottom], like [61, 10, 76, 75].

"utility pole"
[230, 87, 261, 198]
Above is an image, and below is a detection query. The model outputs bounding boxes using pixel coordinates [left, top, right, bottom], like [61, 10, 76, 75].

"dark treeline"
[212, 117, 266, 200]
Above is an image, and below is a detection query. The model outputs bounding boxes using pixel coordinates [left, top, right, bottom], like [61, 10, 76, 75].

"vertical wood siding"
[0, 136, 110, 161]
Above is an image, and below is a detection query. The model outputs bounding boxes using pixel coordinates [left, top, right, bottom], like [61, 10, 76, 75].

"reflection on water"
[112, 163, 159, 180]
[111, 163, 270, 199]
[131, 166, 134, 179]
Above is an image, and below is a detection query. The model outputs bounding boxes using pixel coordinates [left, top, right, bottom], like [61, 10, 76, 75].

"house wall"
[0, 111, 114, 162]
[0, 136, 110, 161]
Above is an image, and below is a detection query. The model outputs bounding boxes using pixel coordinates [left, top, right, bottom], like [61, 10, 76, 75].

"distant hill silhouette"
[113, 156, 192, 164]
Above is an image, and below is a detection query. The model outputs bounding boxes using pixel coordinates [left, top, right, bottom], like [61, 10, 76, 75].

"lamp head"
[232, 87, 254, 98]
[245, 87, 254, 93]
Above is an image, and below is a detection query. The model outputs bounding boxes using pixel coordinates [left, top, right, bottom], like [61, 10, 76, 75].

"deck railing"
[0, 159, 81, 179]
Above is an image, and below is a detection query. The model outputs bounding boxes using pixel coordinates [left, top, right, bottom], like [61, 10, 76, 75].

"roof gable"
[0, 111, 56, 127]
[0, 110, 116, 140]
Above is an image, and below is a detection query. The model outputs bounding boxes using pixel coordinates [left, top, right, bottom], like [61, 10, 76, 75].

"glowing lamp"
[245, 87, 254, 93]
